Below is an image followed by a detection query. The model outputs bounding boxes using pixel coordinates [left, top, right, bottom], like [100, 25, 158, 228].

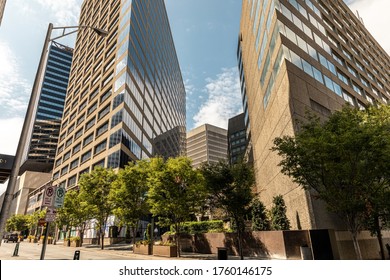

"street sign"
[42, 184, 56, 207]
[45, 208, 57, 222]
[54, 186, 65, 208]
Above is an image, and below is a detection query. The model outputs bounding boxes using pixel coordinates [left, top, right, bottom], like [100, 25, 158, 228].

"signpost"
[40, 184, 65, 260]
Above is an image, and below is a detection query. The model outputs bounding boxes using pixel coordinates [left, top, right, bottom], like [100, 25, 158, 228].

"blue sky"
[0, 0, 390, 194]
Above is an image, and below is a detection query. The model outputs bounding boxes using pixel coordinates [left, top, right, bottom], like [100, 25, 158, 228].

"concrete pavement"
[0, 241, 222, 260]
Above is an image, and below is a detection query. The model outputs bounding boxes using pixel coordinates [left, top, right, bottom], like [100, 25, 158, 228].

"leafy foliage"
[56, 190, 94, 245]
[147, 156, 206, 256]
[6, 214, 29, 232]
[78, 166, 117, 249]
[272, 105, 390, 259]
[170, 220, 224, 234]
[251, 199, 270, 231]
[110, 160, 151, 245]
[269, 195, 290, 230]
[200, 160, 255, 259]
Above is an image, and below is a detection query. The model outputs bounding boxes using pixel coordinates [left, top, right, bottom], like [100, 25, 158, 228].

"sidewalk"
[0, 240, 270, 260]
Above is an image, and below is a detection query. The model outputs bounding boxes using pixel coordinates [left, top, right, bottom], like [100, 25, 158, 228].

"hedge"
[170, 220, 224, 234]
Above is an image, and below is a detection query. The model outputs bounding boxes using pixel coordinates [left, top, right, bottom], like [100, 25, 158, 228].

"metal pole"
[40, 221, 50, 260]
[0, 23, 53, 246]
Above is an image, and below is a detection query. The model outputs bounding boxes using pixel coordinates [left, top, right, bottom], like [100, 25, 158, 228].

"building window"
[61, 165, 69, 175]
[83, 133, 94, 147]
[94, 140, 107, 155]
[73, 143, 81, 154]
[96, 121, 109, 137]
[81, 150, 92, 163]
[68, 175, 77, 187]
[70, 158, 79, 170]
[98, 104, 110, 120]
[63, 151, 70, 161]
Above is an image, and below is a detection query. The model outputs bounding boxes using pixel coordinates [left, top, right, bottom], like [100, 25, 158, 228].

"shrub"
[69, 236, 81, 242]
[170, 220, 224, 234]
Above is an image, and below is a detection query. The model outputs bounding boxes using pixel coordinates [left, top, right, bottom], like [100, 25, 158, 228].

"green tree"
[147, 157, 206, 257]
[78, 166, 117, 250]
[251, 198, 270, 231]
[269, 195, 290, 230]
[272, 105, 390, 259]
[56, 190, 94, 245]
[111, 160, 150, 246]
[200, 160, 255, 260]
[6, 214, 29, 233]
[26, 209, 46, 237]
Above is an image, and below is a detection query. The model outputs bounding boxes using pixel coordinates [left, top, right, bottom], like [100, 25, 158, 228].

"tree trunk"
[351, 231, 362, 260]
[236, 218, 244, 260]
[374, 216, 385, 260]
[175, 223, 181, 258]
[346, 214, 362, 260]
[132, 222, 138, 248]
[101, 228, 105, 250]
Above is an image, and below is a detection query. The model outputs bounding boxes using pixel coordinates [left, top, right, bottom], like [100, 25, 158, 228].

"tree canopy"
[272, 105, 390, 259]
[110, 160, 151, 245]
[200, 160, 255, 259]
[147, 156, 206, 256]
[78, 166, 117, 249]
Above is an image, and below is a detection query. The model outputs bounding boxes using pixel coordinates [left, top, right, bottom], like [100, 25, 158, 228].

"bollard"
[12, 242, 20, 257]
[73, 250, 80, 260]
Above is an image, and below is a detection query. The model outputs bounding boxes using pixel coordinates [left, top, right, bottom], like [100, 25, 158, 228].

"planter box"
[70, 240, 81, 247]
[134, 244, 152, 255]
[153, 246, 178, 257]
[63, 240, 70, 246]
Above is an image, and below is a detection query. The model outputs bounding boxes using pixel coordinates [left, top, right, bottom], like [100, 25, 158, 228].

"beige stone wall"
[335, 230, 390, 260]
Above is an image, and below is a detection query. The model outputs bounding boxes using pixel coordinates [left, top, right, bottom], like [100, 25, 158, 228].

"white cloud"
[0, 41, 31, 118]
[193, 67, 243, 129]
[346, 0, 390, 54]
[34, 0, 81, 26]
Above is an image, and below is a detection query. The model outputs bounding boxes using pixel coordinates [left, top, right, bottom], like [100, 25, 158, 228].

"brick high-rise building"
[187, 124, 228, 169]
[239, 0, 390, 229]
[53, 0, 186, 189]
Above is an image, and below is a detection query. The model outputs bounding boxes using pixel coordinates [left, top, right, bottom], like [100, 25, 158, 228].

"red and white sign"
[42, 185, 56, 207]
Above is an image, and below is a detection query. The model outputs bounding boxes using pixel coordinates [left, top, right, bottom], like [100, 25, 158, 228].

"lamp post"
[0, 23, 108, 248]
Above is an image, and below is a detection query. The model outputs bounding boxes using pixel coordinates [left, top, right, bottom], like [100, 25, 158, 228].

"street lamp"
[0, 22, 108, 247]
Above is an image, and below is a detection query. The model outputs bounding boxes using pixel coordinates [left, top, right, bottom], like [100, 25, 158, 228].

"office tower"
[239, 0, 390, 229]
[53, 0, 186, 190]
[227, 113, 247, 164]
[19, 42, 73, 175]
[187, 124, 228, 169]
[7, 41, 73, 216]
[0, 0, 6, 25]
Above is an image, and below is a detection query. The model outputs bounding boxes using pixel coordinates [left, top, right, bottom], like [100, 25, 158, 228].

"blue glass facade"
[20, 41, 73, 174]
[53, 0, 186, 188]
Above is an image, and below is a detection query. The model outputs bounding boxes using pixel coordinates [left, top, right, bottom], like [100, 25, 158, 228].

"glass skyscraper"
[53, 0, 186, 189]
[20, 42, 73, 174]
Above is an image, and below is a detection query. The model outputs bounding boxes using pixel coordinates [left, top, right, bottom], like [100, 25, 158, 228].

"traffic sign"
[45, 208, 57, 222]
[42, 184, 56, 207]
[54, 186, 65, 208]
